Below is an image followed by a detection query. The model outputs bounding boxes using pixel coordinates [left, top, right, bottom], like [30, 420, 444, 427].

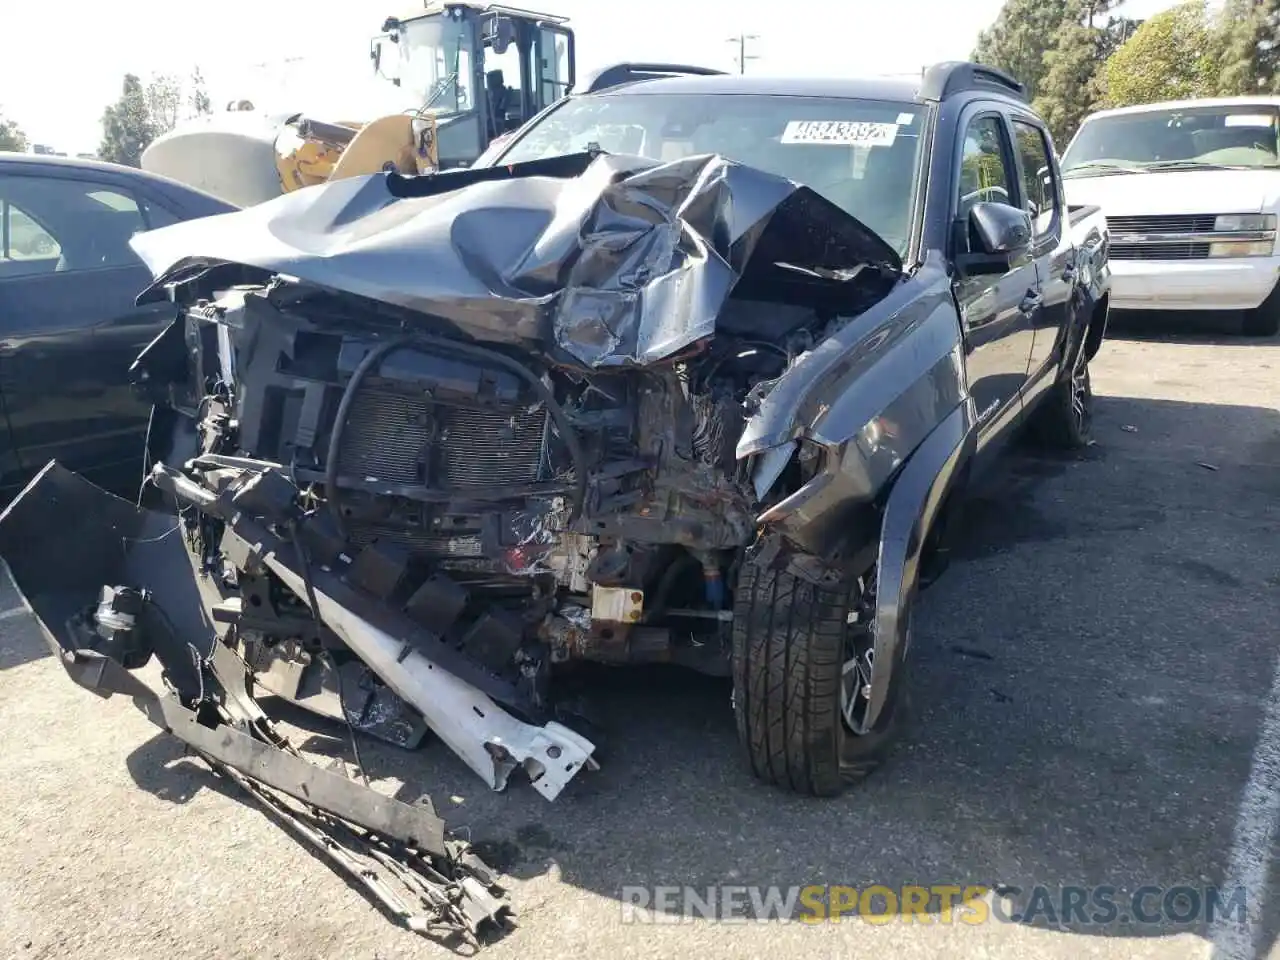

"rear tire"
[731, 562, 907, 796]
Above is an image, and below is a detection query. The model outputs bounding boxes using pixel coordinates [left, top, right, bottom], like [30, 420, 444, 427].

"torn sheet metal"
[143, 459, 598, 801]
[129, 150, 902, 369]
[0, 461, 510, 943]
[262, 549, 596, 801]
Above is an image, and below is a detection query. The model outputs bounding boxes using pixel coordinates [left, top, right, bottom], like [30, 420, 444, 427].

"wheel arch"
[856, 397, 977, 733]
[1082, 291, 1110, 365]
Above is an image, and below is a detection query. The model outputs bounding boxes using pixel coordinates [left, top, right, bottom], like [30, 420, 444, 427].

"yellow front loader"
[142, 3, 575, 207]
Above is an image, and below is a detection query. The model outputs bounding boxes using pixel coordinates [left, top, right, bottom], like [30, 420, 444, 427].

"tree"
[1214, 0, 1280, 94]
[1035, 21, 1109, 148]
[99, 73, 157, 167]
[145, 73, 183, 136]
[1099, 13, 1143, 59]
[1102, 1, 1220, 107]
[0, 110, 26, 152]
[189, 67, 212, 117]
[972, 0, 1081, 102]
[974, 0, 1122, 144]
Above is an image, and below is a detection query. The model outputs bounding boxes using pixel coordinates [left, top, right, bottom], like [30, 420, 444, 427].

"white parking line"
[1210, 649, 1280, 960]
[0, 605, 28, 622]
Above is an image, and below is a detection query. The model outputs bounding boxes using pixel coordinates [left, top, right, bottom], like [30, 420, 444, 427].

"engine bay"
[143, 270, 894, 710]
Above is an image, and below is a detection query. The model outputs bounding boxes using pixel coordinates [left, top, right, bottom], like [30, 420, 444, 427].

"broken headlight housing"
[751, 438, 827, 501]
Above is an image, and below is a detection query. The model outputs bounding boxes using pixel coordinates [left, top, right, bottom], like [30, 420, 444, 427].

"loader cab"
[372, 3, 575, 169]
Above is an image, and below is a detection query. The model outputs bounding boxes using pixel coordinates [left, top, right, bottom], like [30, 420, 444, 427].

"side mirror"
[370, 39, 382, 73]
[957, 201, 1032, 274]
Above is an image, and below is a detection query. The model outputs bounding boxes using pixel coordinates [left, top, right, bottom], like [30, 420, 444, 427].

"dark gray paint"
[127, 83, 1111, 735]
[130, 151, 901, 368]
[88, 75, 1110, 750]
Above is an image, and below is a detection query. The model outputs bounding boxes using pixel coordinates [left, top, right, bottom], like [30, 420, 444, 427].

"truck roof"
[592, 72, 927, 104]
[581, 61, 1029, 106]
[396, 1, 569, 24]
[1084, 95, 1280, 120]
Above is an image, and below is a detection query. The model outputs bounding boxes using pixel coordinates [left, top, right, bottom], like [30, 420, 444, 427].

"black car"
[0, 153, 234, 498]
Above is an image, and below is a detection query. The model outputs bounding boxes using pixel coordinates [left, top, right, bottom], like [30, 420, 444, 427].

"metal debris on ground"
[0, 463, 514, 949]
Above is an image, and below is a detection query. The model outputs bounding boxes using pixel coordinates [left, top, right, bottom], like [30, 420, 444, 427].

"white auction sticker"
[1224, 113, 1273, 127]
[781, 120, 899, 146]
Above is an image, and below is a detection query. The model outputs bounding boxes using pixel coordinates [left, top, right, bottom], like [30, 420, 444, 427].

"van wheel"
[731, 562, 908, 796]
[1029, 350, 1093, 449]
[1243, 296, 1280, 337]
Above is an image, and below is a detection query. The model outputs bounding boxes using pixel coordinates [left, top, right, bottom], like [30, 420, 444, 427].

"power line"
[726, 34, 761, 75]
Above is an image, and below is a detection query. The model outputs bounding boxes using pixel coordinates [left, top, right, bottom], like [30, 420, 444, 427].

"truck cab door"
[951, 111, 1039, 458]
[532, 26, 574, 109]
[1010, 118, 1072, 386]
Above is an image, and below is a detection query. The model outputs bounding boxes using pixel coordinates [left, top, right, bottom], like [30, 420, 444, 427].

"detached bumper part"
[266, 557, 596, 800]
[148, 458, 599, 801]
[0, 462, 526, 943]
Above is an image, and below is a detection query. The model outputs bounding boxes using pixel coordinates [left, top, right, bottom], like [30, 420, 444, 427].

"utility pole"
[726, 33, 760, 74]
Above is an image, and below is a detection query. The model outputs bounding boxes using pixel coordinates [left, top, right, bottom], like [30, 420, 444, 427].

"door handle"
[1018, 290, 1043, 314]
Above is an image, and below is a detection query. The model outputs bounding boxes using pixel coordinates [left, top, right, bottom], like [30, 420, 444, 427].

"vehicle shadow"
[1107, 307, 1280, 345]
[0, 602, 49, 671]
[117, 394, 1280, 955]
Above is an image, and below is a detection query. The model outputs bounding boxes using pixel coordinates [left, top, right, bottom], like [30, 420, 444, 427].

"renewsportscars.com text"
[619, 884, 1249, 926]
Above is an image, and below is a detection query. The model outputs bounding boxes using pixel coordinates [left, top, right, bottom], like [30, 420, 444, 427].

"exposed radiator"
[439, 406, 548, 487]
[338, 389, 433, 484]
[336, 387, 548, 489]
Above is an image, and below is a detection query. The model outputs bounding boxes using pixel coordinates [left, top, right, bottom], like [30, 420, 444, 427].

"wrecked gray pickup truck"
[0, 61, 1109, 940]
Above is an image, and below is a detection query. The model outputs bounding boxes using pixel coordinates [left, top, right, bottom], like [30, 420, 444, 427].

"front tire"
[1243, 294, 1280, 337]
[731, 562, 907, 796]
[1029, 348, 1094, 450]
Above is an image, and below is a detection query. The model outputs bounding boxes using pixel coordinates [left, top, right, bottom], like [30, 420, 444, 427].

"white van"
[1062, 97, 1280, 335]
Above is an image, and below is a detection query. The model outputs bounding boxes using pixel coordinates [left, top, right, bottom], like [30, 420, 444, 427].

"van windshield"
[496, 93, 928, 255]
[1062, 104, 1280, 177]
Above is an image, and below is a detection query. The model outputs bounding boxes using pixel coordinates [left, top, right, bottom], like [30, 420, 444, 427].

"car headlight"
[1214, 213, 1277, 233]
[1209, 240, 1275, 258]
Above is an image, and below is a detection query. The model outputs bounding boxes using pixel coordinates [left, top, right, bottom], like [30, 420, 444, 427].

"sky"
[1, 0, 1185, 155]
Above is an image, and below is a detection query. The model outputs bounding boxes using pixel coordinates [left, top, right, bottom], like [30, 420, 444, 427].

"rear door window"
[0, 176, 147, 278]
[1, 201, 62, 276]
[1012, 120, 1060, 239]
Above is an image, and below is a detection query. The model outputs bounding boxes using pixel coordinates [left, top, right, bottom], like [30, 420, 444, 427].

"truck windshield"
[1062, 104, 1280, 176]
[497, 93, 927, 255]
[395, 15, 475, 115]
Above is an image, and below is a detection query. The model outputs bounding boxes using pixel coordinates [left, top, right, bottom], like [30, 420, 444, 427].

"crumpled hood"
[1063, 168, 1280, 216]
[131, 151, 902, 368]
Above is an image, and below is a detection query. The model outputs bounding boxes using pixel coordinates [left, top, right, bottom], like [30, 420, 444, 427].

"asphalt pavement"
[0, 312, 1277, 960]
